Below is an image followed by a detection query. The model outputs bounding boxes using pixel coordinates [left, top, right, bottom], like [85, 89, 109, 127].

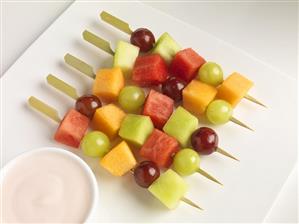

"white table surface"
[1, 1, 297, 222]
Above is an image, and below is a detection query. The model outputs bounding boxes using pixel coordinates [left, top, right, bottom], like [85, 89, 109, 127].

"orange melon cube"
[217, 72, 254, 107]
[100, 141, 137, 176]
[92, 67, 125, 102]
[92, 104, 126, 139]
[183, 80, 217, 116]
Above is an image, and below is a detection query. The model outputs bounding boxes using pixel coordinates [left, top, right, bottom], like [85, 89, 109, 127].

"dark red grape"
[191, 127, 218, 155]
[75, 94, 102, 119]
[130, 28, 155, 52]
[134, 161, 160, 188]
[161, 76, 187, 102]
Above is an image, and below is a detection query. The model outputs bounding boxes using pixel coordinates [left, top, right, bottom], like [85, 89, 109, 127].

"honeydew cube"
[119, 114, 154, 146]
[93, 67, 124, 102]
[152, 32, 181, 64]
[92, 104, 126, 139]
[148, 169, 187, 209]
[100, 141, 137, 176]
[163, 107, 198, 147]
[113, 41, 140, 78]
[183, 80, 217, 116]
[216, 72, 254, 107]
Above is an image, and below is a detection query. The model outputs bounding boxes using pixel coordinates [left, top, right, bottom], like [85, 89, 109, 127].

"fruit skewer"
[99, 11, 265, 107]
[80, 32, 252, 131]
[46, 74, 224, 184]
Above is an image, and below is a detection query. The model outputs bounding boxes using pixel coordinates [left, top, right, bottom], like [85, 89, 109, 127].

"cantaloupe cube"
[92, 104, 126, 139]
[217, 72, 254, 107]
[100, 141, 137, 176]
[92, 67, 124, 102]
[183, 80, 217, 116]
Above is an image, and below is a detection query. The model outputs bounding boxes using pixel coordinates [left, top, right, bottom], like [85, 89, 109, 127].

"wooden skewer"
[230, 117, 254, 131]
[216, 147, 239, 161]
[83, 30, 114, 55]
[244, 94, 266, 108]
[100, 11, 133, 35]
[196, 168, 223, 186]
[28, 96, 61, 123]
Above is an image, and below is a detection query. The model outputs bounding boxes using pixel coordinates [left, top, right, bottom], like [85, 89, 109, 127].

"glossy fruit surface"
[130, 28, 155, 52]
[173, 148, 199, 176]
[197, 62, 223, 86]
[191, 127, 218, 155]
[161, 76, 187, 102]
[206, 100, 233, 125]
[134, 161, 160, 188]
[118, 86, 145, 112]
[75, 94, 102, 119]
[81, 131, 110, 158]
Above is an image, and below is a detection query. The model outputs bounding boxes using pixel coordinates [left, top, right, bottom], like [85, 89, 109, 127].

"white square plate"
[1, 1, 297, 222]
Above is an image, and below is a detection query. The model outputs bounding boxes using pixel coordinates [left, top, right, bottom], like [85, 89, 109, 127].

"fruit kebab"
[99, 11, 265, 107]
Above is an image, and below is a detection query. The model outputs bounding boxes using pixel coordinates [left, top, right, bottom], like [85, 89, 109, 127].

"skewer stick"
[28, 96, 61, 123]
[216, 147, 239, 161]
[196, 168, 223, 186]
[83, 30, 114, 55]
[47, 74, 79, 100]
[64, 53, 96, 79]
[181, 197, 203, 211]
[230, 117, 254, 131]
[100, 11, 133, 35]
[244, 94, 266, 108]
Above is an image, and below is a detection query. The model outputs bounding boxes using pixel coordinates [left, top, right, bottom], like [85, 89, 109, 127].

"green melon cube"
[113, 41, 140, 78]
[148, 169, 187, 209]
[152, 32, 181, 64]
[119, 114, 154, 146]
[163, 106, 198, 147]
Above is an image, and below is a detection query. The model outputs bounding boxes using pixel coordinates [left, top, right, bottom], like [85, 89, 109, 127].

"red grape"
[130, 28, 155, 52]
[161, 76, 187, 102]
[191, 127, 218, 155]
[75, 94, 102, 119]
[134, 161, 160, 188]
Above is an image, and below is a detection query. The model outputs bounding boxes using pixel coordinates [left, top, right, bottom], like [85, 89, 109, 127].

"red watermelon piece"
[140, 129, 180, 168]
[54, 109, 89, 148]
[170, 48, 206, 82]
[132, 54, 168, 86]
[142, 90, 174, 129]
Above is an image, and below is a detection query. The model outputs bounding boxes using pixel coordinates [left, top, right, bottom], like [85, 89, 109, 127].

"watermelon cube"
[119, 114, 154, 146]
[140, 129, 179, 168]
[54, 109, 89, 148]
[148, 169, 187, 209]
[142, 90, 174, 129]
[170, 48, 206, 82]
[152, 32, 181, 64]
[132, 54, 168, 87]
[163, 107, 198, 147]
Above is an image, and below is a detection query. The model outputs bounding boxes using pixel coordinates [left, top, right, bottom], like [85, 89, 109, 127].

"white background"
[1, 1, 297, 222]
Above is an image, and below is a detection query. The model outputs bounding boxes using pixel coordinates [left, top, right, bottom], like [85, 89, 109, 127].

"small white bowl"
[1, 147, 98, 223]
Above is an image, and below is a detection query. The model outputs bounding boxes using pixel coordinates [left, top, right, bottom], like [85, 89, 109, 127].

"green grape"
[173, 148, 200, 176]
[118, 86, 145, 112]
[81, 131, 110, 158]
[197, 62, 223, 86]
[206, 100, 233, 125]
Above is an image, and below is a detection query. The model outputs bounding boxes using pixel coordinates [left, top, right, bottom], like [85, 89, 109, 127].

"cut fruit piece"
[142, 90, 174, 129]
[100, 141, 137, 176]
[92, 104, 126, 139]
[54, 109, 89, 148]
[183, 80, 217, 116]
[93, 67, 124, 102]
[140, 129, 179, 168]
[216, 72, 254, 107]
[113, 40, 140, 78]
[148, 169, 187, 209]
[119, 114, 154, 146]
[132, 54, 168, 86]
[170, 48, 206, 82]
[163, 106, 198, 147]
[152, 32, 181, 64]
